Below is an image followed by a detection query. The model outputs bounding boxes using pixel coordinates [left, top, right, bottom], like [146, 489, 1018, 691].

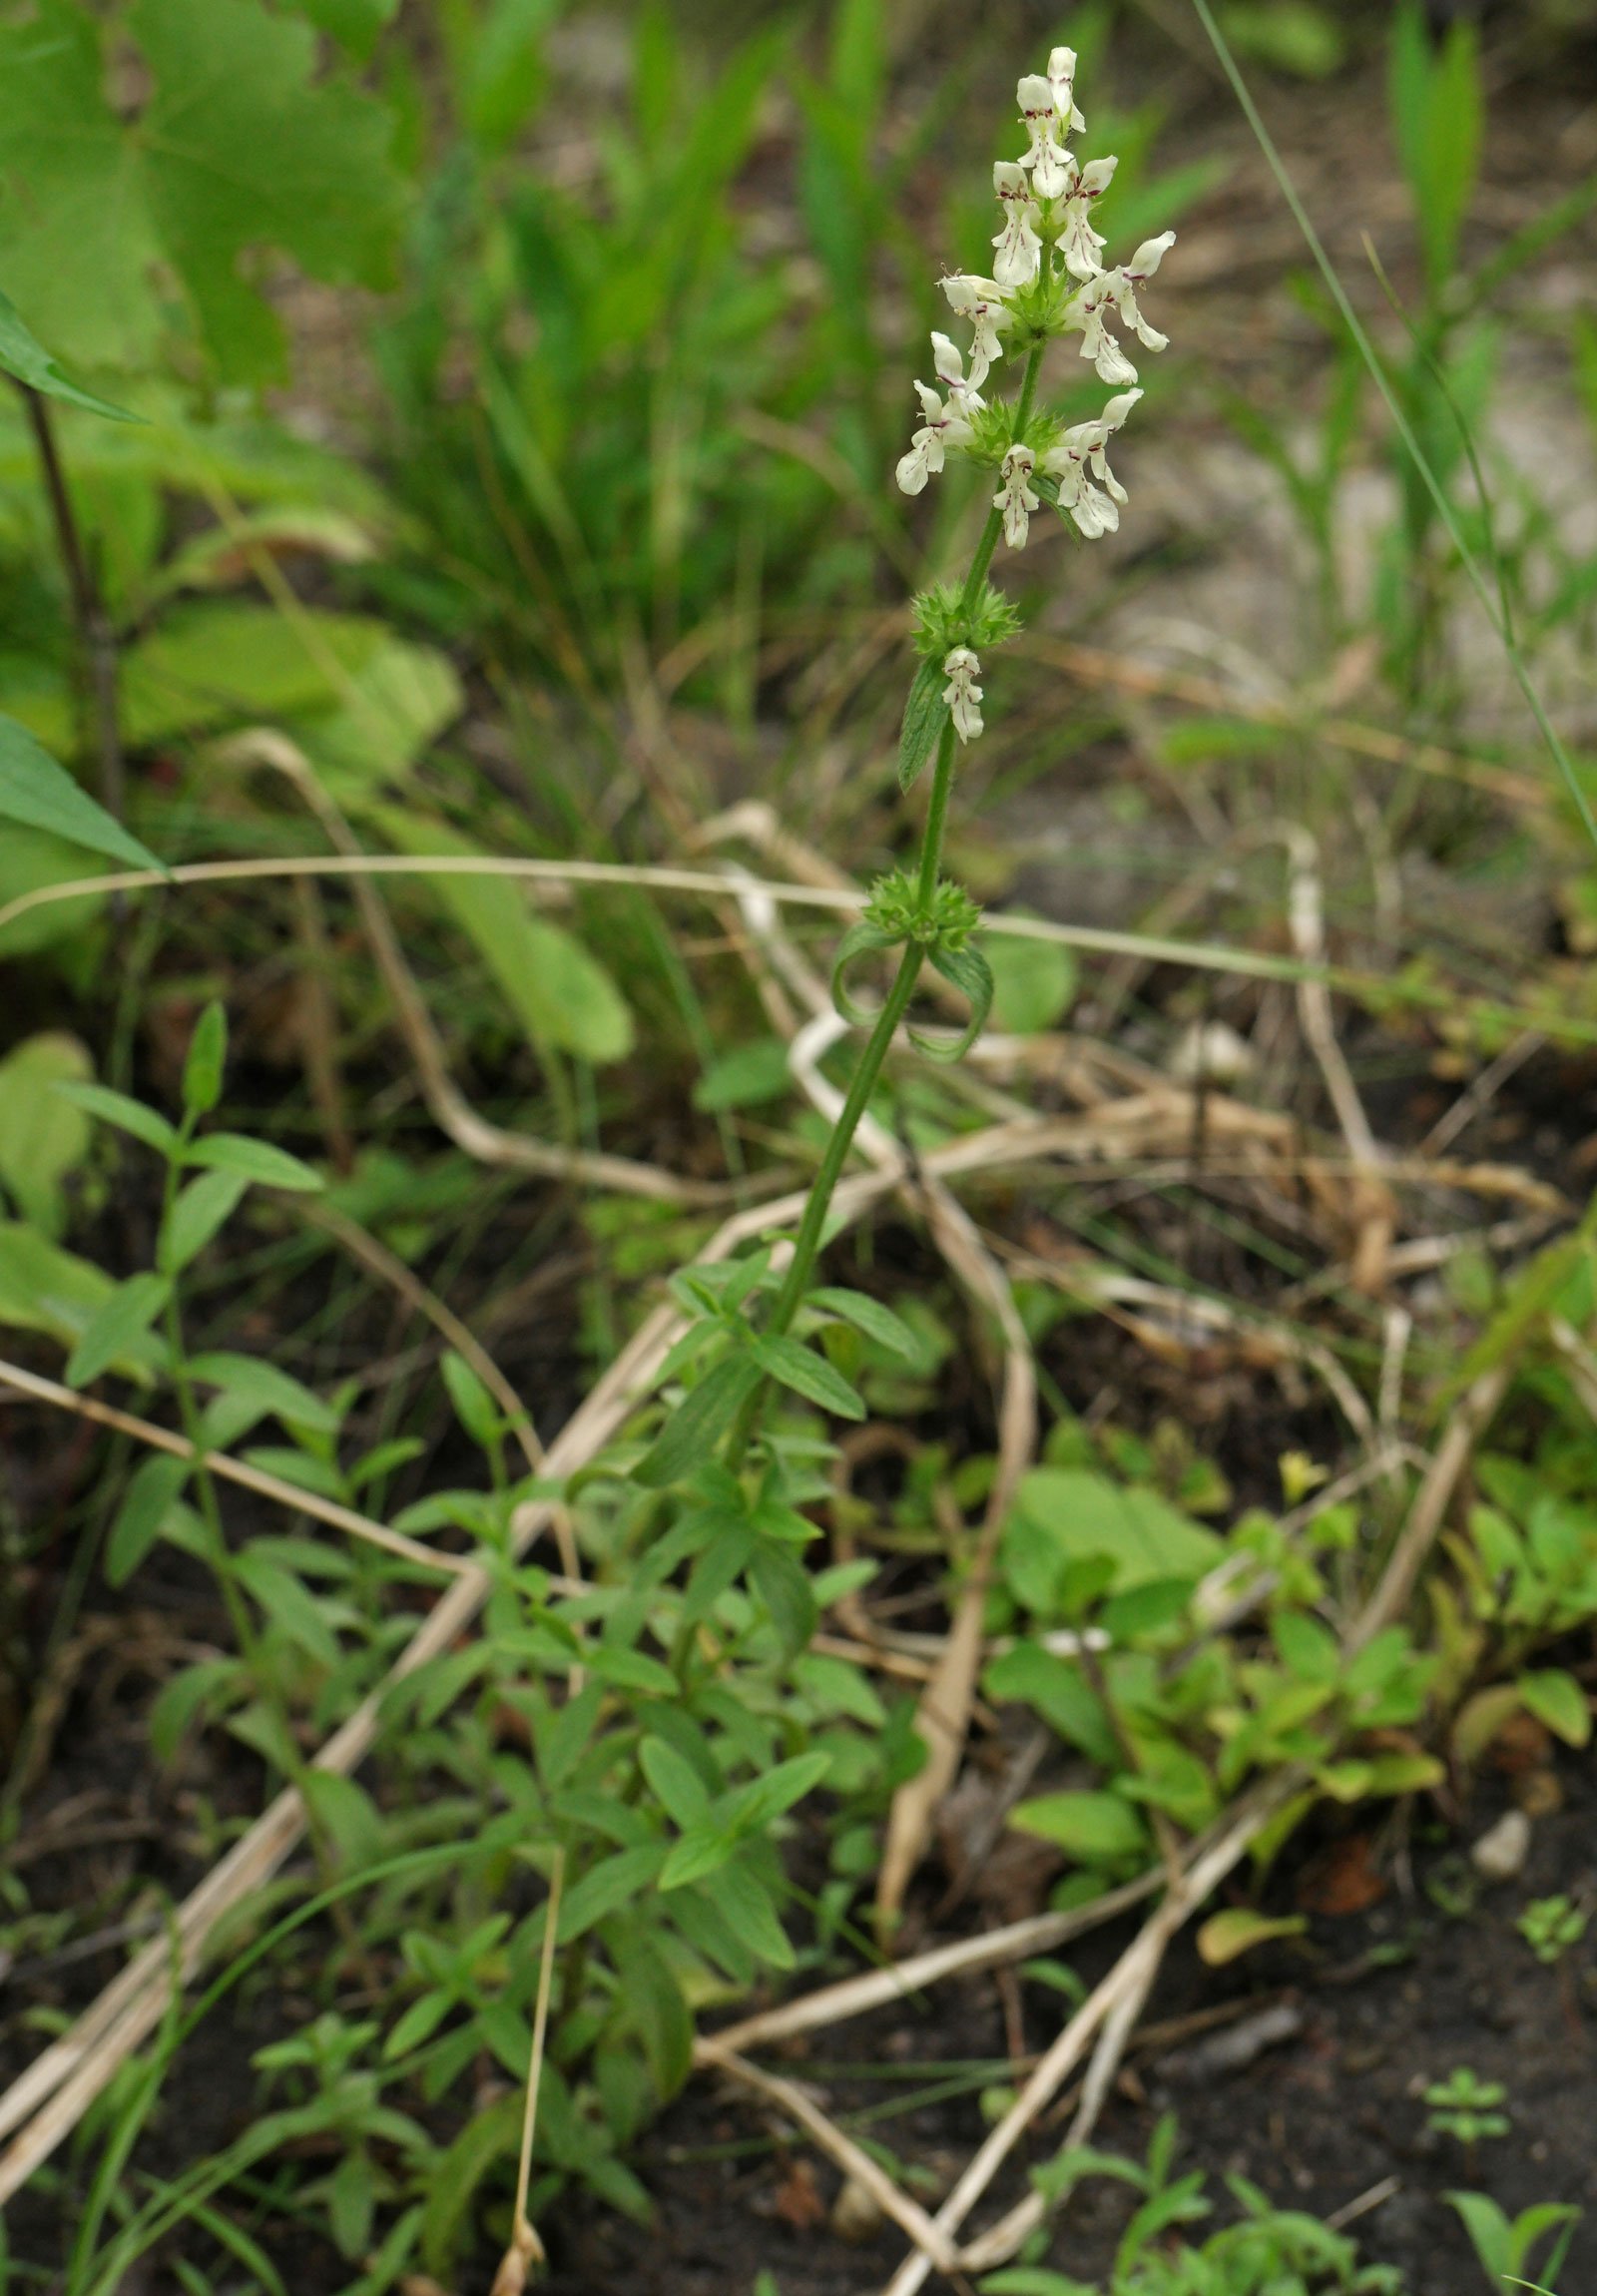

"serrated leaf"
[66, 1272, 171, 1388]
[634, 1355, 762, 1489]
[753, 1334, 865, 1420]
[806, 1286, 919, 1360]
[0, 287, 137, 420]
[0, 716, 163, 872]
[106, 1453, 191, 1586]
[897, 655, 949, 793]
[185, 1134, 322, 1192]
[0, 0, 406, 382]
[159, 1170, 248, 1274]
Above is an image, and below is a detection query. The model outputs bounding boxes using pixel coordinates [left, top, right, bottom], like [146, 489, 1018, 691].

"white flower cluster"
[896, 47, 1174, 555]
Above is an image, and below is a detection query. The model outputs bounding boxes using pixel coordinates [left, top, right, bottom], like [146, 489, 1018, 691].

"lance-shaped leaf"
[0, 718, 163, 873]
[635, 1354, 763, 1489]
[897, 655, 949, 792]
[0, 288, 138, 420]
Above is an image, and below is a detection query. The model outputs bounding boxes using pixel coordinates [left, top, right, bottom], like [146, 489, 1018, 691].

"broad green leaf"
[1518, 1667, 1592, 1748]
[182, 1004, 228, 1118]
[806, 1286, 918, 1360]
[1010, 1789, 1150, 1866]
[0, 824, 113, 957]
[1003, 1468, 1223, 1607]
[106, 1454, 191, 1586]
[376, 813, 634, 1066]
[185, 1134, 322, 1192]
[659, 1822, 738, 1891]
[753, 1333, 865, 1420]
[897, 654, 947, 793]
[985, 918, 1078, 1034]
[727, 1750, 831, 1833]
[307, 638, 463, 792]
[1196, 1909, 1308, 1967]
[0, 716, 162, 872]
[66, 1272, 171, 1388]
[0, 1221, 165, 1375]
[55, 1081, 178, 1156]
[634, 1355, 763, 1489]
[0, 1033, 93, 1234]
[982, 1642, 1117, 1767]
[0, 0, 406, 382]
[0, 286, 137, 419]
[554, 1845, 668, 1945]
[159, 1170, 249, 1274]
[121, 605, 394, 745]
[288, 0, 400, 60]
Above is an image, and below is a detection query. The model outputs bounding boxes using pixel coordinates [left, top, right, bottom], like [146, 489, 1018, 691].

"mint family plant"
[643, 44, 1176, 1488]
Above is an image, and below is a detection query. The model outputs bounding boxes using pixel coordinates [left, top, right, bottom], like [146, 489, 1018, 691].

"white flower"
[1055, 153, 1118, 281]
[1042, 388, 1142, 538]
[895, 342, 983, 495]
[1016, 73, 1072, 201]
[930, 329, 987, 415]
[940, 274, 1012, 378]
[942, 646, 984, 743]
[1066, 275, 1142, 384]
[1047, 46, 1086, 134]
[991, 162, 1041, 288]
[1110, 231, 1177, 349]
[993, 443, 1040, 550]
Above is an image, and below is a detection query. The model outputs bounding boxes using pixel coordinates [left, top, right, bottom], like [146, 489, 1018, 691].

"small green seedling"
[1517, 1895, 1587, 1966]
[1425, 2067, 1509, 2148]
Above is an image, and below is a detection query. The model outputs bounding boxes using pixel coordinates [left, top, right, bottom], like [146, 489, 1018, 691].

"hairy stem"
[725, 344, 1047, 1463]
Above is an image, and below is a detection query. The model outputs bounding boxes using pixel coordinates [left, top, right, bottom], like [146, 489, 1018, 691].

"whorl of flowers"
[895, 46, 1173, 551]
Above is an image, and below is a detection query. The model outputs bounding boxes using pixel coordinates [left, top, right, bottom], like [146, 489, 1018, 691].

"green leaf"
[188, 1351, 338, 1437]
[555, 1845, 668, 1944]
[0, 286, 137, 419]
[753, 1334, 865, 1420]
[897, 655, 949, 793]
[634, 1355, 763, 1489]
[639, 1737, 714, 1829]
[182, 1003, 228, 1118]
[159, 1170, 248, 1274]
[1003, 1469, 1223, 1606]
[0, 0, 406, 383]
[234, 1547, 341, 1668]
[184, 1135, 322, 1192]
[806, 1287, 919, 1360]
[0, 716, 163, 872]
[106, 1454, 191, 1586]
[1388, 2, 1481, 292]
[1196, 1909, 1308, 1966]
[713, 1858, 795, 1970]
[0, 1033, 93, 1234]
[1010, 1790, 1150, 1866]
[915, 938, 994, 1063]
[441, 1351, 499, 1447]
[1519, 1668, 1592, 1748]
[829, 917, 900, 1028]
[986, 919, 1078, 1034]
[692, 1039, 792, 1112]
[376, 813, 633, 1065]
[66, 1272, 171, 1388]
[288, 0, 400, 60]
[659, 1822, 738, 1892]
[0, 1222, 165, 1376]
[749, 1538, 817, 1655]
[54, 1081, 177, 1156]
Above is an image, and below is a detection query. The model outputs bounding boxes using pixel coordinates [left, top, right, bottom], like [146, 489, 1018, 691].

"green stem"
[724, 342, 1049, 1466]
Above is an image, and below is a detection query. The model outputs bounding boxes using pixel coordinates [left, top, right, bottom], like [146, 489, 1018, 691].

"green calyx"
[910, 582, 1022, 661]
[830, 872, 993, 1064]
[863, 868, 980, 949]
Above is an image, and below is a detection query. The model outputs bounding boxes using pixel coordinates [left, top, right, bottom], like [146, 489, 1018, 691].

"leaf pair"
[830, 918, 994, 1063]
